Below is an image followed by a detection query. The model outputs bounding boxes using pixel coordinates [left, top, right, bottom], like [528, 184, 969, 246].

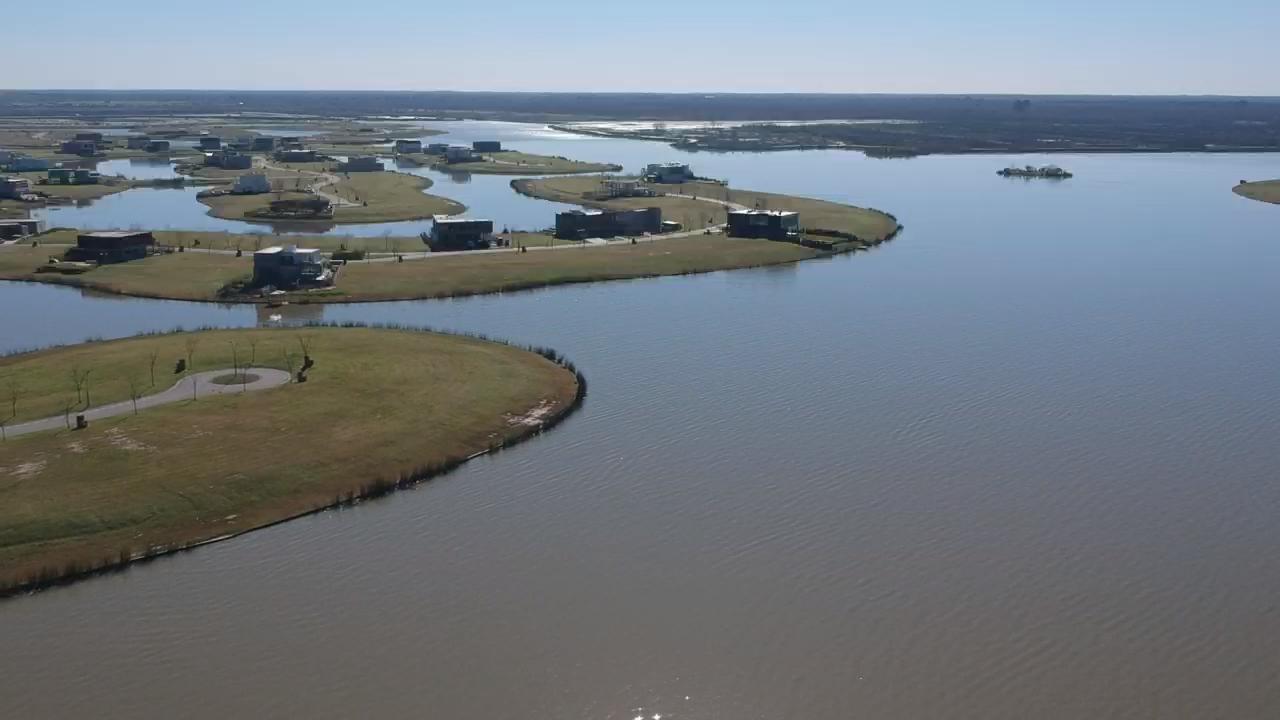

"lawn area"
[198, 170, 464, 224]
[0, 326, 581, 594]
[1234, 180, 1280, 205]
[0, 244, 252, 301]
[329, 234, 818, 300]
[406, 150, 621, 175]
[516, 176, 901, 240]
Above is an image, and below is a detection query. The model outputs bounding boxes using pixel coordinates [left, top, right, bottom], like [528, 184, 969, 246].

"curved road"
[3, 368, 292, 439]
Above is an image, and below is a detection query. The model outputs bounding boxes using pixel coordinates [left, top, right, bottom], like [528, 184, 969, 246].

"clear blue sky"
[8, 0, 1278, 94]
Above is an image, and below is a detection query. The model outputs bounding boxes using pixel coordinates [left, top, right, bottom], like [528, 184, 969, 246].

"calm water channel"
[2, 124, 1280, 719]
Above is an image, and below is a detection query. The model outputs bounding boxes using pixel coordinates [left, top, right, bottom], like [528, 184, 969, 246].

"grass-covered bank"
[199, 170, 464, 224]
[0, 324, 584, 596]
[1234, 180, 1280, 205]
[401, 150, 621, 175]
[511, 176, 902, 241]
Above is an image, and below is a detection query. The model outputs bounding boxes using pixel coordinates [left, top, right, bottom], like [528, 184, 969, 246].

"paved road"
[3, 368, 292, 439]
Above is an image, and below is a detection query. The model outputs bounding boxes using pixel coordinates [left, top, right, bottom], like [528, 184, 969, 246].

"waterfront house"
[0, 176, 32, 199]
[47, 168, 100, 185]
[67, 231, 156, 264]
[60, 140, 98, 157]
[394, 139, 423, 153]
[252, 245, 332, 287]
[276, 149, 318, 163]
[472, 140, 502, 153]
[205, 150, 252, 170]
[126, 136, 152, 150]
[199, 137, 222, 150]
[145, 140, 170, 153]
[74, 132, 104, 143]
[426, 216, 494, 251]
[726, 209, 800, 241]
[445, 145, 477, 163]
[644, 162, 695, 183]
[0, 219, 42, 240]
[9, 156, 50, 171]
[555, 207, 662, 240]
[233, 173, 272, 194]
[426, 143, 449, 155]
[339, 156, 383, 172]
[252, 137, 277, 151]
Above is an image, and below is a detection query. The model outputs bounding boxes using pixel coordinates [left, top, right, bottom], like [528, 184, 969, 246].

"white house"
[233, 172, 272, 194]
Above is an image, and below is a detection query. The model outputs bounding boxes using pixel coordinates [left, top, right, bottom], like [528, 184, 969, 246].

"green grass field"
[0, 326, 580, 592]
[329, 235, 819, 300]
[403, 150, 621, 175]
[1234, 180, 1280, 205]
[199, 170, 464, 223]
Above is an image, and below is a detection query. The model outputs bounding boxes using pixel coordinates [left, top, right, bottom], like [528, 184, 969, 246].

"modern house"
[601, 179, 655, 198]
[60, 140, 98, 156]
[66, 231, 156, 264]
[233, 173, 272, 194]
[276, 149, 318, 163]
[126, 136, 152, 149]
[8, 156, 50, 171]
[644, 163, 695, 183]
[554, 207, 662, 239]
[426, 216, 494, 251]
[260, 197, 332, 218]
[74, 132, 105, 142]
[205, 150, 252, 170]
[0, 219, 42, 240]
[426, 143, 449, 155]
[199, 137, 222, 150]
[252, 245, 333, 287]
[726, 209, 801, 241]
[145, 140, 171, 153]
[252, 137, 277, 151]
[472, 140, 502, 153]
[339, 156, 383, 172]
[47, 168, 101, 185]
[0, 176, 32, 198]
[445, 145, 477, 163]
[394, 139, 423, 153]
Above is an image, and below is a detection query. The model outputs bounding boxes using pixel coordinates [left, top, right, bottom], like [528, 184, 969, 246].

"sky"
[7, 0, 1279, 95]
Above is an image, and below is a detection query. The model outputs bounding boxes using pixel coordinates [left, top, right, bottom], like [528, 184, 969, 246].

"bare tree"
[297, 334, 313, 363]
[0, 378, 15, 441]
[62, 397, 75, 430]
[127, 376, 142, 415]
[184, 337, 199, 375]
[247, 338, 258, 368]
[82, 369, 93, 408]
[282, 348, 296, 382]
[70, 366, 87, 406]
[147, 349, 159, 387]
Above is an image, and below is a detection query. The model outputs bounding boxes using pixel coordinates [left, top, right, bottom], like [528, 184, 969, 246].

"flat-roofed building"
[60, 140, 98, 157]
[445, 145, 477, 163]
[252, 137, 276, 151]
[644, 162, 695, 184]
[472, 140, 502, 153]
[233, 173, 272, 194]
[276, 149, 318, 163]
[339, 156, 383, 172]
[126, 136, 152, 149]
[0, 219, 42, 240]
[555, 207, 662, 240]
[252, 245, 333, 287]
[145, 140, 170, 152]
[394, 139, 423, 153]
[426, 216, 495, 251]
[67, 231, 156, 264]
[726, 209, 801, 241]
[199, 137, 222, 150]
[0, 176, 31, 199]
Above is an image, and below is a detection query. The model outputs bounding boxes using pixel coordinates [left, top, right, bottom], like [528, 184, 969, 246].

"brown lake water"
[2, 129, 1280, 719]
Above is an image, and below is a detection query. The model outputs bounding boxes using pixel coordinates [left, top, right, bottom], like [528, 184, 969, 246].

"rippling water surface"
[2, 127, 1279, 719]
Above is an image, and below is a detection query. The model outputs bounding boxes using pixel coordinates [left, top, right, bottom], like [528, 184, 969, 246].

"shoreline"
[0, 323, 588, 599]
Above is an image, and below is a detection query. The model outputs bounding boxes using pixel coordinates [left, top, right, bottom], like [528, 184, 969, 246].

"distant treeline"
[2, 91, 1276, 154]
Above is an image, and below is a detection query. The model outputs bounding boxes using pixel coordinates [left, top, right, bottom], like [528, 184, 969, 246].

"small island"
[997, 165, 1073, 179]
[1233, 179, 1280, 205]
[0, 325, 583, 595]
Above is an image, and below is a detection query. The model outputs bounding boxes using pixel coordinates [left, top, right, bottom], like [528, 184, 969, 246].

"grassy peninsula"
[1233, 180, 1280, 205]
[404, 150, 621, 175]
[0, 326, 583, 595]
[198, 169, 464, 224]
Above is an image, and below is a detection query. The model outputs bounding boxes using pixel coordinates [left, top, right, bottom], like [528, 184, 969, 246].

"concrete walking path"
[2, 368, 292, 439]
